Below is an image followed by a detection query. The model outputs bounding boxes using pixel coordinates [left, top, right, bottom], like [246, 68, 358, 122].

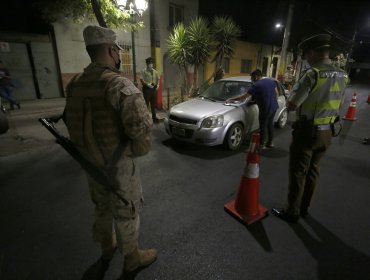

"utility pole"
[278, 0, 295, 81]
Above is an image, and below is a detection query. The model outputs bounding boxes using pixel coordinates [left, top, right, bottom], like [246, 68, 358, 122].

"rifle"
[39, 116, 129, 206]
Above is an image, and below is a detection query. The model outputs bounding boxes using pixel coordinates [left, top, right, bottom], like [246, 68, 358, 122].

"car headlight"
[201, 115, 224, 128]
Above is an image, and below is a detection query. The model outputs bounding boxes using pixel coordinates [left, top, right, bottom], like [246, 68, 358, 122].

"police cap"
[83, 25, 123, 50]
[298, 34, 331, 51]
[145, 57, 154, 63]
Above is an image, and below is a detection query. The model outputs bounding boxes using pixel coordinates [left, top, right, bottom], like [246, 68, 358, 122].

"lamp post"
[275, 0, 294, 81]
[117, 0, 148, 86]
[272, 23, 285, 79]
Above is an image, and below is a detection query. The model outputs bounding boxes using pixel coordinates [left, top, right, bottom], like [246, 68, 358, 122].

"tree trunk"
[90, 0, 107, 27]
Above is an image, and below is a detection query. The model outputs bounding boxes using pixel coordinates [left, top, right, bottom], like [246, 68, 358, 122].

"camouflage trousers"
[87, 157, 143, 256]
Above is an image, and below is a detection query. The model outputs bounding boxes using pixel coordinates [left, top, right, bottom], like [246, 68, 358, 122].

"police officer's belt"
[315, 124, 331, 130]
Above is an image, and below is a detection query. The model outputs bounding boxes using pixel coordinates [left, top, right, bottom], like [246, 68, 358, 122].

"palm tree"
[167, 22, 191, 100]
[167, 16, 240, 97]
[210, 16, 242, 74]
[167, 17, 211, 97]
[187, 17, 212, 95]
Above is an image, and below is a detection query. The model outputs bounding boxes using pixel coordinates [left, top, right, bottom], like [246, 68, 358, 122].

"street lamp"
[274, 22, 289, 81]
[275, 0, 294, 80]
[275, 23, 283, 30]
[117, 0, 148, 86]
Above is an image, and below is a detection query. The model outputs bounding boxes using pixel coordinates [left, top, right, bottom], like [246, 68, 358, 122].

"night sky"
[199, 0, 370, 61]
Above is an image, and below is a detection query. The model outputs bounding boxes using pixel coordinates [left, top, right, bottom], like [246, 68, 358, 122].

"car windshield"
[199, 80, 253, 101]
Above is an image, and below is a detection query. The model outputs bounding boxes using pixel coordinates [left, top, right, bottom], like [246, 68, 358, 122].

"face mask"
[302, 60, 311, 70]
[115, 59, 121, 70]
[148, 63, 153, 69]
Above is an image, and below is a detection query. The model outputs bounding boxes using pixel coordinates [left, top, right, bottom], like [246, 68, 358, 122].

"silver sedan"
[164, 76, 288, 150]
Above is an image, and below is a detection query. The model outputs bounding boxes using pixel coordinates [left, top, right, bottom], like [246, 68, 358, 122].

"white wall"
[53, 20, 90, 74]
[154, 0, 198, 59]
[52, 1, 199, 88]
[53, 14, 152, 75]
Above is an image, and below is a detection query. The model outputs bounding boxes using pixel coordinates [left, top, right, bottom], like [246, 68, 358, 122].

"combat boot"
[124, 247, 157, 273]
[100, 232, 117, 261]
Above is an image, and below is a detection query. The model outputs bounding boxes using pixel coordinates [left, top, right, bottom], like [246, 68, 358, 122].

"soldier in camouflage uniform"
[64, 25, 156, 276]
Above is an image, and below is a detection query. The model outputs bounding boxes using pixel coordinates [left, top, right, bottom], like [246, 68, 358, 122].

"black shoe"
[266, 141, 275, 148]
[271, 208, 299, 223]
[16, 102, 20, 109]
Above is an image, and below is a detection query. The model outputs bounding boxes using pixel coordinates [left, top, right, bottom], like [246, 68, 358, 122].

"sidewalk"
[0, 98, 66, 157]
[0, 97, 167, 157]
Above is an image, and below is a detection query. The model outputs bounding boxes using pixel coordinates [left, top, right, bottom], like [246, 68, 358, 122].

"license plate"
[172, 127, 185, 136]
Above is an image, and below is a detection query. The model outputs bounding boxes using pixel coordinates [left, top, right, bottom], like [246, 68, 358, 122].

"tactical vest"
[65, 68, 125, 166]
[300, 65, 346, 125]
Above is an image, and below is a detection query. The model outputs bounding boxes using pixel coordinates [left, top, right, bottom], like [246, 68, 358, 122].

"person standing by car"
[0, 61, 20, 110]
[246, 69, 279, 149]
[272, 34, 348, 223]
[140, 57, 159, 122]
[64, 25, 156, 277]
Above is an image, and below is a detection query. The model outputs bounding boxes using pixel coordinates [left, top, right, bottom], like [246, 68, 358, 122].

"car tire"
[224, 123, 244, 150]
[276, 109, 288, 128]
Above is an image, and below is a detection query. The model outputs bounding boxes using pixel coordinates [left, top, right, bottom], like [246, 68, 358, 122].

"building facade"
[1, 0, 295, 103]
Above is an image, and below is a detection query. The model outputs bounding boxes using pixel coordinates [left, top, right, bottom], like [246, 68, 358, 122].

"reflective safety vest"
[65, 68, 125, 166]
[300, 66, 346, 125]
[141, 68, 159, 85]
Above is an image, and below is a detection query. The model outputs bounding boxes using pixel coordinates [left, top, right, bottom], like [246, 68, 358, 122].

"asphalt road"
[0, 82, 369, 280]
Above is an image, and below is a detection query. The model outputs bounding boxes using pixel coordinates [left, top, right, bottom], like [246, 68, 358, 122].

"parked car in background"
[164, 76, 289, 150]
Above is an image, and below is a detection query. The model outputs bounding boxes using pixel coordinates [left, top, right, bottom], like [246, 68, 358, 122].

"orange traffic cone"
[224, 133, 268, 225]
[343, 93, 357, 121]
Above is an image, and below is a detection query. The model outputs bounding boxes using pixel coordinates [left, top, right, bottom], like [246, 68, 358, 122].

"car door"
[275, 81, 287, 116]
[242, 99, 259, 134]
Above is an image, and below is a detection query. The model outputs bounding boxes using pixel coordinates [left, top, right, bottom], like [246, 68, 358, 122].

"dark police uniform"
[272, 34, 348, 222]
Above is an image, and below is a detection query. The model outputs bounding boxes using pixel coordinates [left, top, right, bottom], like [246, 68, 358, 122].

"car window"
[200, 81, 252, 101]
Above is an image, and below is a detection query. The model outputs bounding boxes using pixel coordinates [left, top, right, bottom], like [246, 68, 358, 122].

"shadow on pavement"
[161, 137, 244, 160]
[225, 212, 272, 252]
[245, 218, 273, 252]
[291, 216, 370, 279]
[259, 147, 289, 158]
[81, 258, 110, 280]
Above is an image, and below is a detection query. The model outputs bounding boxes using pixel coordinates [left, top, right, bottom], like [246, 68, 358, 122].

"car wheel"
[224, 123, 244, 150]
[276, 109, 288, 128]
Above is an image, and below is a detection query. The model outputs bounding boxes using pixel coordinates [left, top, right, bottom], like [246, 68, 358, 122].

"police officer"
[140, 57, 159, 122]
[272, 34, 348, 223]
[64, 25, 156, 276]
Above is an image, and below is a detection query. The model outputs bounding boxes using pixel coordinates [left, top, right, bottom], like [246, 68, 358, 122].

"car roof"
[219, 76, 252, 82]
[219, 76, 280, 83]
